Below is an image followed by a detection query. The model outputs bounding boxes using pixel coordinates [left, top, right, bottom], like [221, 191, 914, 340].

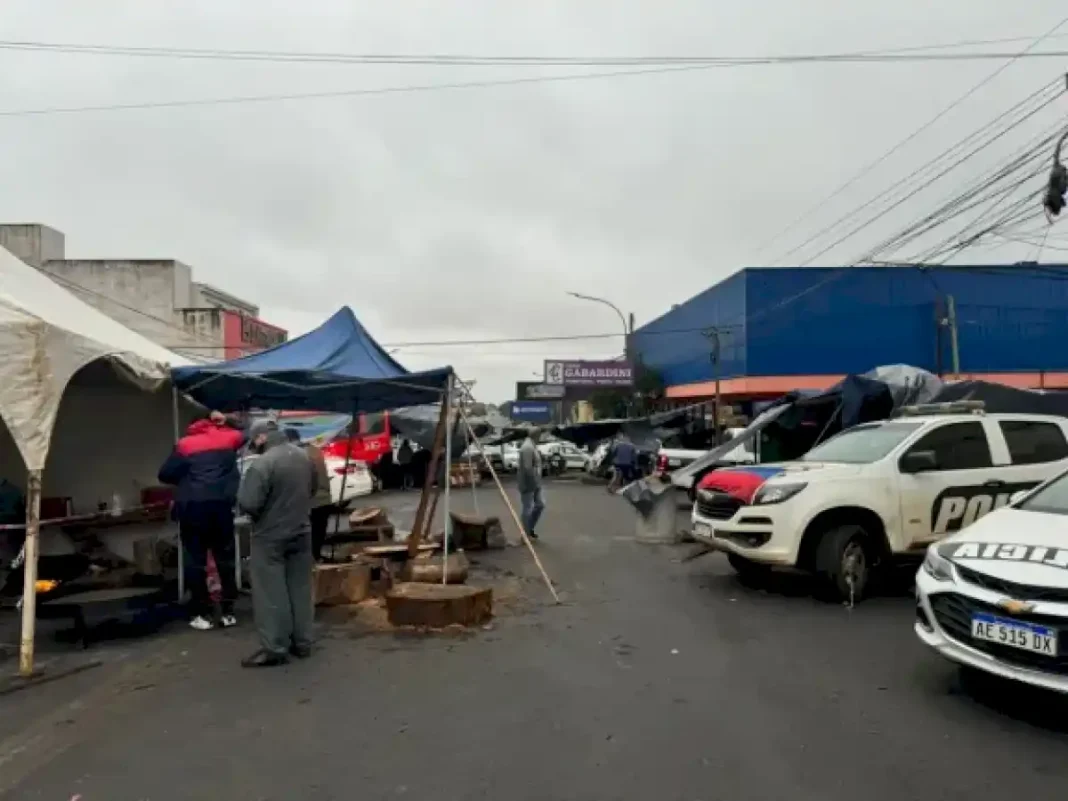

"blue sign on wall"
[511, 401, 553, 423]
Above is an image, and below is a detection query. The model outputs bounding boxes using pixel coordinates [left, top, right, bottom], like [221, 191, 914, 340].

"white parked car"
[539, 441, 590, 471]
[239, 453, 373, 508]
[916, 466, 1068, 694]
[501, 442, 521, 472]
[691, 404, 1068, 602]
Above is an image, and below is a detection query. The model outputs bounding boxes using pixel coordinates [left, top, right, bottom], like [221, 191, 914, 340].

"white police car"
[691, 403, 1068, 602]
[916, 465, 1068, 693]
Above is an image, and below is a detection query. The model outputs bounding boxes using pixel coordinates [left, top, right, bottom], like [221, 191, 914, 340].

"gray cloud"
[0, 0, 1064, 400]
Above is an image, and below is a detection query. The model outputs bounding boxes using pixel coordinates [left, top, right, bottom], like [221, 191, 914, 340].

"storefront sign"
[516, 381, 566, 400]
[543, 359, 633, 387]
[511, 401, 554, 423]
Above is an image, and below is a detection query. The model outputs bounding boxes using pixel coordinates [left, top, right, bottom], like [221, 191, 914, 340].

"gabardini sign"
[543, 360, 633, 387]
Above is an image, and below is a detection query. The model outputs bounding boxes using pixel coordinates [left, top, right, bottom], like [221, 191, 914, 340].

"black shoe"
[289, 644, 312, 659]
[241, 649, 288, 668]
[527, 531, 539, 540]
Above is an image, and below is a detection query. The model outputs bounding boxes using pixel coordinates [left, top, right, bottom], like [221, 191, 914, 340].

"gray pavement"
[2, 481, 1068, 800]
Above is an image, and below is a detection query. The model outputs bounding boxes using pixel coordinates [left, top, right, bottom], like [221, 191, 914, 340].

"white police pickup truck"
[691, 402, 1068, 602]
[916, 466, 1068, 693]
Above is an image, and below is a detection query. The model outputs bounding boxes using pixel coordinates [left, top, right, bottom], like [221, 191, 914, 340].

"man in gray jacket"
[517, 428, 546, 540]
[238, 421, 318, 668]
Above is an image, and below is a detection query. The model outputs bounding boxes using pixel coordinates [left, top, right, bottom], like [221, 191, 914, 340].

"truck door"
[897, 420, 997, 551]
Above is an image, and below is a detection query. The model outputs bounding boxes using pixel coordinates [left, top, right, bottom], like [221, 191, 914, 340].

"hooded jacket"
[158, 419, 245, 518]
[238, 429, 318, 540]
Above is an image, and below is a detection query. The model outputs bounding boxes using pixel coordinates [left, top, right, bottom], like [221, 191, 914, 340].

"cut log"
[385, 582, 492, 628]
[449, 512, 504, 550]
[400, 551, 469, 584]
[313, 563, 372, 606]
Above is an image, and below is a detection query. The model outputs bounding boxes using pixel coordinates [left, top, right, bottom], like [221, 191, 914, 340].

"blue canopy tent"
[170, 308, 453, 413]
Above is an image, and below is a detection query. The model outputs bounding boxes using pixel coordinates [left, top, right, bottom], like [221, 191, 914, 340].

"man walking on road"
[158, 410, 244, 631]
[517, 428, 546, 540]
[238, 421, 318, 668]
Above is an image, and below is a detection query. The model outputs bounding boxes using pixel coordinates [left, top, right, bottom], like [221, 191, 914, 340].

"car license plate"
[971, 612, 1057, 656]
[693, 523, 713, 540]
[668, 459, 681, 467]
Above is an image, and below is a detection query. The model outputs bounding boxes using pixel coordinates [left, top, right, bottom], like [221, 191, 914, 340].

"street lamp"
[566, 291, 631, 345]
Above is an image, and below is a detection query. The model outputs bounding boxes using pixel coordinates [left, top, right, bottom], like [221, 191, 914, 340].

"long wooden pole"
[458, 407, 560, 603]
[408, 393, 450, 557]
[19, 469, 43, 677]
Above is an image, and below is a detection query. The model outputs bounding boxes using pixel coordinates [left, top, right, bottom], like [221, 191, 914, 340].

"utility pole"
[946, 295, 960, 376]
[704, 328, 725, 444]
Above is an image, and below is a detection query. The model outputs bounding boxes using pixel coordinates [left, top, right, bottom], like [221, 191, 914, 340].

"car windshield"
[1016, 469, 1068, 515]
[800, 421, 922, 464]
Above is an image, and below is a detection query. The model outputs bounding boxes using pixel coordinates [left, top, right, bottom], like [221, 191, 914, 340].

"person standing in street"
[612, 432, 638, 486]
[238, 421, 318, 668]
[158, 410, 244, 631]
[517, 428, 545, 540]
[284, 428, 333, 562]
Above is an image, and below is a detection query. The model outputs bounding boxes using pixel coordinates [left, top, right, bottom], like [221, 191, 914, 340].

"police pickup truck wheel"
[814, 524, 871, 602]
[727, 553, 771, 584]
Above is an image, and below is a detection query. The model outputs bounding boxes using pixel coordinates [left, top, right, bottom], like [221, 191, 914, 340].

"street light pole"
[566, 291, 631, 355]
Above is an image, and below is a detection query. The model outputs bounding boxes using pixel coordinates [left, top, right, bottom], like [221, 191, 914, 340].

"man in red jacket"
[158, 410, 246, 631]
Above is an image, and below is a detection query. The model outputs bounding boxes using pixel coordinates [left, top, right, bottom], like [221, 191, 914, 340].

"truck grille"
[953, 564, 1068, 604]
[929, 592, 1068, 675]
[695, 491, 741, 521]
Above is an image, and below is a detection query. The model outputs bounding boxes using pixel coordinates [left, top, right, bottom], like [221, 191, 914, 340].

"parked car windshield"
[801, 421, 922, 464]
[1016, 469, 1068, 516]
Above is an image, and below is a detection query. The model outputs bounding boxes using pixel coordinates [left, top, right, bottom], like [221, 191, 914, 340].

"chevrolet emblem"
[997, 598, 1035, 615]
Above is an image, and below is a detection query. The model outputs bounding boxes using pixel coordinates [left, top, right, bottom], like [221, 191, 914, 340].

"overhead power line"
[4, 33, 1068, 66]
[756, 13, 1068, 264]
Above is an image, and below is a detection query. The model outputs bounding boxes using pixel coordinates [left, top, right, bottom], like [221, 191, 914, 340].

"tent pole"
[18, 469, 43, 677]
[331, 408, 358, 544]
[408, 396, 449, 557]
[457, 407, 560, 603]
[441, 376, 454, 584]
[467, 449, 480, 516]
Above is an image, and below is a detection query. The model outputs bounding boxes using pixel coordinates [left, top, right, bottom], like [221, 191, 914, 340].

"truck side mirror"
[900, 450, 938, 474]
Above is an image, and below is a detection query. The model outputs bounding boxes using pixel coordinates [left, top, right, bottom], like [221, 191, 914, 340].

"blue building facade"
[632, 264, 1068, 393]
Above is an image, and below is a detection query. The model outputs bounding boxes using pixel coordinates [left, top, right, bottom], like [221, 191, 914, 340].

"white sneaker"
[189, 615, 214, 631]
[220, 615, 237, 628]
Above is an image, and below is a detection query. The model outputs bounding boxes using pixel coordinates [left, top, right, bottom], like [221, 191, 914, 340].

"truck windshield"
[1016, 469, 1068, 516]
[801, 421, 922, 464]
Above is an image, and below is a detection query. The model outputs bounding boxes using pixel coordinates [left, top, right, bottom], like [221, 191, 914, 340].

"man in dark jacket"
[238, 421, 318, 667]
[158, 410, 244, 631]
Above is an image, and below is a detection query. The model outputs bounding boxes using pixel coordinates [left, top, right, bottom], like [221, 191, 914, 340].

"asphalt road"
[3, 481, 1068, 800]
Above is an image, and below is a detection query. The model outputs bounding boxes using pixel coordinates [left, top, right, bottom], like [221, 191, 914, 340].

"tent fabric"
[0, 246, 191, 470]
[171, 308, 452, 414]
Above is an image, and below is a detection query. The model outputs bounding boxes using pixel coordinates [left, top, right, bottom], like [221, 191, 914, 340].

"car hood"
[697, 462, 864, 503]
[937, 507, 1068, 587]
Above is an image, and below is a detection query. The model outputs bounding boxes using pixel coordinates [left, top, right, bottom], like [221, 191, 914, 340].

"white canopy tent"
[0, 245, 193, 676]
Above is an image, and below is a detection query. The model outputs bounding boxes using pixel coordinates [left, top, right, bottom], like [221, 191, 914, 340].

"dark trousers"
[310, 505, 332, 562]
[180, 501, 238, 618]
[250, 531, 314, 656]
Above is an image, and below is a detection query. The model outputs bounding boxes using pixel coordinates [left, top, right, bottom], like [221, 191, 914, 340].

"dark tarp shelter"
[171, 308, 452, 413]
[932, 380, 1068, 416]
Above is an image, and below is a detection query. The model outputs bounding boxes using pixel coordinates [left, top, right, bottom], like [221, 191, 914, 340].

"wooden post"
[19, 469, 43, 677]
[408, 392, 450, 557]
[458, 408, 560, 603]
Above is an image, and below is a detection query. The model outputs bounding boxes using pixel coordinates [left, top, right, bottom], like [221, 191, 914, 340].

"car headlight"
[922, 546, 955, 582]
[751, 482, 806, 505]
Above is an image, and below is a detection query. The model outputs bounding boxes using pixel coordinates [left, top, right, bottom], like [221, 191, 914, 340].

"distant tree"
[588, 361, 665, 419]
[467, 402, 487, 417]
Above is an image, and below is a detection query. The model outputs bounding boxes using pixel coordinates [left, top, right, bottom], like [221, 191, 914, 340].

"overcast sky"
[2, 1, 1066, 401]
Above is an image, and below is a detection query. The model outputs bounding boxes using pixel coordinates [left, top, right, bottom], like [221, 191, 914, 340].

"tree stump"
[313, 563, 372, 606]
[400, 551, 469, 584]
[385, 582, 492, 628]
[449, 511, 504, 550]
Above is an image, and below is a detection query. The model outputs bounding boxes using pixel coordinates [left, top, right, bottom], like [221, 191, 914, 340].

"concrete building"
[0, 223, 286, 361]
[632, 263, 1068, 402]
